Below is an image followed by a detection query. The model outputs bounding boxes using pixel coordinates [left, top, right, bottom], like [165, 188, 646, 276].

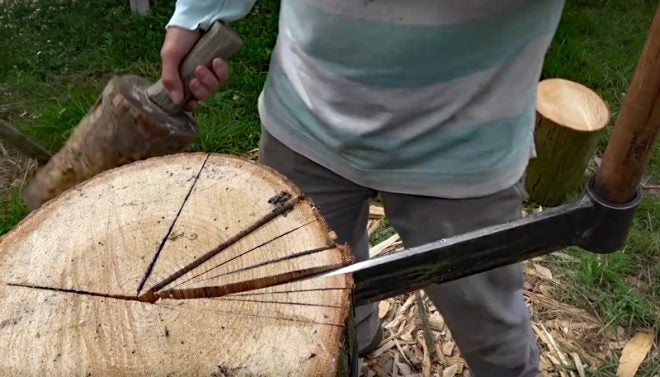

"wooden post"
[525, 79, 610, 206]
[0, 153, 355, 376]
[594, 5, 660, 204]
[129, 0, 150, 16]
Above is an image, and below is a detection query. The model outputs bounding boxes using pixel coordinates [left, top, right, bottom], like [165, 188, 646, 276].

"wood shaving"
[369, 205, 385, 219]
[443, 364, 458, 377]
[369, 233, 400, 257]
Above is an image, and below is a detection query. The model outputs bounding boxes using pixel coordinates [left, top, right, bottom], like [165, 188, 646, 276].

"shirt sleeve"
[167, 0, 258, 31]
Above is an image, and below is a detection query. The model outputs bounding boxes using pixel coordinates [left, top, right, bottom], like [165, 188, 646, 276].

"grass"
[1, 0, 658, 375]
[542, 0, 660, 180]
[538, 2, 659, 374]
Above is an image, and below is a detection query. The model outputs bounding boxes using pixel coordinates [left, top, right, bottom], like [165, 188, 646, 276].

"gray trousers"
[258, 130, 539, 377]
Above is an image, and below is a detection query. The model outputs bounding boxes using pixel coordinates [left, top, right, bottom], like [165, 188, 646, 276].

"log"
[21, 75, 197, 211]
[0, 153, 356, 376]
[525, 78, 610, 206]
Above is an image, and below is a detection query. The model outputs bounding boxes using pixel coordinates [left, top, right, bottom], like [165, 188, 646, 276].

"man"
[159, 1, 565, 376]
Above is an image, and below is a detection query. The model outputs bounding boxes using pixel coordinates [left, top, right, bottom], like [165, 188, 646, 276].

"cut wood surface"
[0, 153, 354, 376]
[526, 78, 610, 206]
[22, 75, 197, 211]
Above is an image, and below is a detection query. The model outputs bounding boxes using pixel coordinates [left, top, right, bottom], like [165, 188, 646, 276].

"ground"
[0, 0, 658, 376]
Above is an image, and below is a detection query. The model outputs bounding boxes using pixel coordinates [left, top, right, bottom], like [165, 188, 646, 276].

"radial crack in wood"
[0, 153, 354, 376]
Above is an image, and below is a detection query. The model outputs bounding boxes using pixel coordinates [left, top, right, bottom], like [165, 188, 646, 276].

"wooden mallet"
[22, 21, 242, 210]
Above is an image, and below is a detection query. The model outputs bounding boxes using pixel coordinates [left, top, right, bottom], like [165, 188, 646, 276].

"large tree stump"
[525, 78, 610, 206]
[0, 153, 355, 376]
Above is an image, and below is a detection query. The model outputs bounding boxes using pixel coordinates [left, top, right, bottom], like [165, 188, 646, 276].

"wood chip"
[553, 251, 578, 261]
[537, 324, 576, 377]
[368, 359, 391, 377]
[370, 233, 400, 257]
[399, 322, 417, 339]
[442, 364, 458, 377]
[444, 328, 453, 343]
[394, 339, 413, 365]
[546, 353, 562, 366]
[371, 340, 396, 359]
[399, 295, 416, 315]
[420, 333, 431, 377]
[369, 205, 385, 219]
[616, 332, 653, 377]
[442, 341, 455, 356]
[571, 352, 586, 377]
[445, 356, 465, 373]
[538, 284, 554, 297]
[428, 313, 444, 332]
[378, 300, 391, 319]
[367, 220, 381, 237]
[533, 263, 554, 281]
[400, 333, 414, 342]
[434, 343, 447, 364]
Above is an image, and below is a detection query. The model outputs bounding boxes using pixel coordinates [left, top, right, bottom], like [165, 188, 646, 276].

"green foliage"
[0, 192, 28, 235]
[552, 197, 659, 329]
[542, 0, 660, 180]
[0, 0, 279, 154]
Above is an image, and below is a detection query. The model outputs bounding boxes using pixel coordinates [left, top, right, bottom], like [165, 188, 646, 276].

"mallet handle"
[594, 5, 660, 204]
[147, 21, 243, 115]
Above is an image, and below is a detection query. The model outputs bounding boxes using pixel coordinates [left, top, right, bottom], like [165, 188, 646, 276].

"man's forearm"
[168, 0, 257, 31]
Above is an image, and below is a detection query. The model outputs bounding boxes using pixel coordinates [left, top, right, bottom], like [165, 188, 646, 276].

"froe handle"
[594, 5, 660, 204]
[146, 21, 243, 115]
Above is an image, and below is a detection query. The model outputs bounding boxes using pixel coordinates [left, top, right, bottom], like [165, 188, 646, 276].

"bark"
[22, 75, 197, 210]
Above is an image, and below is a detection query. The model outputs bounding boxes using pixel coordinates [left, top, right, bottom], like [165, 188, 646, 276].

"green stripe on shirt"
[281, 0, 564, 87]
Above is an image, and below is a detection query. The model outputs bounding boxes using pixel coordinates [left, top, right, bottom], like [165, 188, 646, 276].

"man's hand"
[160, 26, 229, 111]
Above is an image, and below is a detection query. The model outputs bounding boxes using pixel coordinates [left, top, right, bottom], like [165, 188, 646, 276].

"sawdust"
[0, 140, 37, 194]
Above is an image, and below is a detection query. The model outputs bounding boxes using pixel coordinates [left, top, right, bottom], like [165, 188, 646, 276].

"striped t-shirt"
[168, 0, 565, 198]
